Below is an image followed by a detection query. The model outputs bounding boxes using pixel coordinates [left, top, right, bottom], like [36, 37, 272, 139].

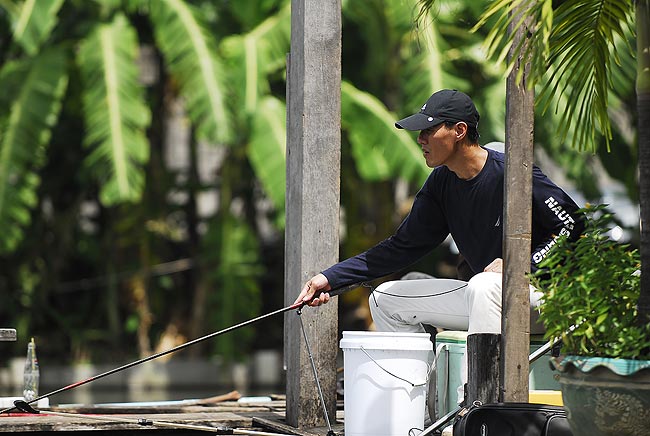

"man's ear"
[455, 122, 468, 140]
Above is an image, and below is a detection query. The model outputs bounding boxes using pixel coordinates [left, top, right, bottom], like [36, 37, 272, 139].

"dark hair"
[443, 121, 480, 144]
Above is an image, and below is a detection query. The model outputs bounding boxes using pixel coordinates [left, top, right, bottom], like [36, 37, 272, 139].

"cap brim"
[395, 113, 445, 131]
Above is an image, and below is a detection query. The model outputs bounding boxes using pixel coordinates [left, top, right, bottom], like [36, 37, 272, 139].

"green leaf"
[149, 0, 233, 144]
[477, 0, 635, 153]
[7, 0, 63, 55]
[220, 2, 290, 117]
[247, 96, 286, 219]
[203, 211, 263, 362]
[78, 14, 151, 205]
[0, 47, 68, 253]
[342, 81, 431, 185]
[533, 206, 650, 358]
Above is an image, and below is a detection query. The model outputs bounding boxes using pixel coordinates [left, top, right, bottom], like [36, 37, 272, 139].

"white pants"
[369, 272, 545, 334]
[369, 272, 545, 407]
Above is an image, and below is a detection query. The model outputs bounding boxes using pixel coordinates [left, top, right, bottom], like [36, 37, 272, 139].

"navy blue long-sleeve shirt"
[322, 147, 584, 289]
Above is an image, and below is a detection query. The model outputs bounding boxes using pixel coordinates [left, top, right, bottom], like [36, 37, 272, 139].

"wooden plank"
[502, 6, 534, 403]
[0, 329, 16, 341]
[49, 402, 285, 415]
[467, 333, 501, 405]
[284, 0, 342, 430]
[254, 415, 344, 436]
[0, 411, 251, 433]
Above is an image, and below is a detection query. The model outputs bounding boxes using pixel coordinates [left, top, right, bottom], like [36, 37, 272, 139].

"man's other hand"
[484, 258, 503, 274]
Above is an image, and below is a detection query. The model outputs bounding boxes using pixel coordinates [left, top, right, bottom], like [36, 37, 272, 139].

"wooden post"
[284, 0, 342, 429]
[502, 7, 534, 402]
[467, 333, 501, 405]
[636, 0, 650, 325]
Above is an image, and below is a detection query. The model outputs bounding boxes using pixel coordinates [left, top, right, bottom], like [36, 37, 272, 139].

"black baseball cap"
[395, 89, 480, 131]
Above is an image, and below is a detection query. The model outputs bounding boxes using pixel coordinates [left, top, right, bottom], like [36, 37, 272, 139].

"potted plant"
[531, 204, 650, 436]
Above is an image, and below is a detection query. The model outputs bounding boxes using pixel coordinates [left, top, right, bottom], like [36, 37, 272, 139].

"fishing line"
[358, 345, 428, 387]
[296, 308, 337, 436]
[366, 282, 468, 307]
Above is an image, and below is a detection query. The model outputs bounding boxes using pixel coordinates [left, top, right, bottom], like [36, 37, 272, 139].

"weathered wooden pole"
[501, 6, 534, 402]
[467, 333, 501, 405]
[284, 0, 342, 429]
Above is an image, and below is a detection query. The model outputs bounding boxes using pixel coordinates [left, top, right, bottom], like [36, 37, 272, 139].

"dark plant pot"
[552, 356, 650, 436]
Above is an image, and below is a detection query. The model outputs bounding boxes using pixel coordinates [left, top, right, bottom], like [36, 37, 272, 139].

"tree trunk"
[637, 0, 650, 325]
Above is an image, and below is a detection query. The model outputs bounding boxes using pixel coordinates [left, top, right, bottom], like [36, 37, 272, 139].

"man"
[294, 89, 583, 337]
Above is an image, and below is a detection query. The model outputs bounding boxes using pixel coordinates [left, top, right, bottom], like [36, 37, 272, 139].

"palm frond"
[408, 1, 507, 141]
[0, 48, 68, 253]
[247, 96, 286, 220]
[78, 14, 150, 205]
[220, 2, 290, 117]
[477, 0, 635, 152]
[540, 0, 634, 151]
[149, 0, 233, 144]
[403, 1, 442, 99]
[342, 81, 430, 185]
[6, 0, 63, 55]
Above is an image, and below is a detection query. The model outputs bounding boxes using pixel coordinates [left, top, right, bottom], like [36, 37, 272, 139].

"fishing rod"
[13, 400, 292, 436]
[0, 283, 359, 415]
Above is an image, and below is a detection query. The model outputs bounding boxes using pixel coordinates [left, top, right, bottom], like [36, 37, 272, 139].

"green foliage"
[4, 0, 63, 55]
[476, 0, 635, 152]
[78, 14, 150, 205]
[247, 96, 286, 225]
[0, 47, 67, 252]
[148, 0, 233, 144]
[220, 1, 290, 118]
[412, 0, 508, 143]
[342, 80, 430, 185]
[532, 205, 650, 359]
[202, 211, 263, 363]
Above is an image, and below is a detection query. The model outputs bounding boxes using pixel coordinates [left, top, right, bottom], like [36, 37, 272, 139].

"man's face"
[417, 122, 459, 168]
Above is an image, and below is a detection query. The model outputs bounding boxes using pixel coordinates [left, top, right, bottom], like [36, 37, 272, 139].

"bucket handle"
[359, 346, 429, 387]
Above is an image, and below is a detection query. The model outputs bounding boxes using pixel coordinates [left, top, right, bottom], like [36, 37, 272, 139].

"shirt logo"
[494, 216, 501, 227]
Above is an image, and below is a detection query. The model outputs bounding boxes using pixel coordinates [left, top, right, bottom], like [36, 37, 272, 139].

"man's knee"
[400, 271, 435, 280]
[466, 272, 502, 333]
[466, 272, 502, 306]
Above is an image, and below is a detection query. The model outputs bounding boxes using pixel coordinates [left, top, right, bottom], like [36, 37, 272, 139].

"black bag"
[453, 402, 573, 436]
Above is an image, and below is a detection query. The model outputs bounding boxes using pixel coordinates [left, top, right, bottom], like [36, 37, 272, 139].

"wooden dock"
[0, 396, 345, 435]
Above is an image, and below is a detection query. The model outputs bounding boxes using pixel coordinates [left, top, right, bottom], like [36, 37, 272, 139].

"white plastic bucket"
[340, 331, 433, 436]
